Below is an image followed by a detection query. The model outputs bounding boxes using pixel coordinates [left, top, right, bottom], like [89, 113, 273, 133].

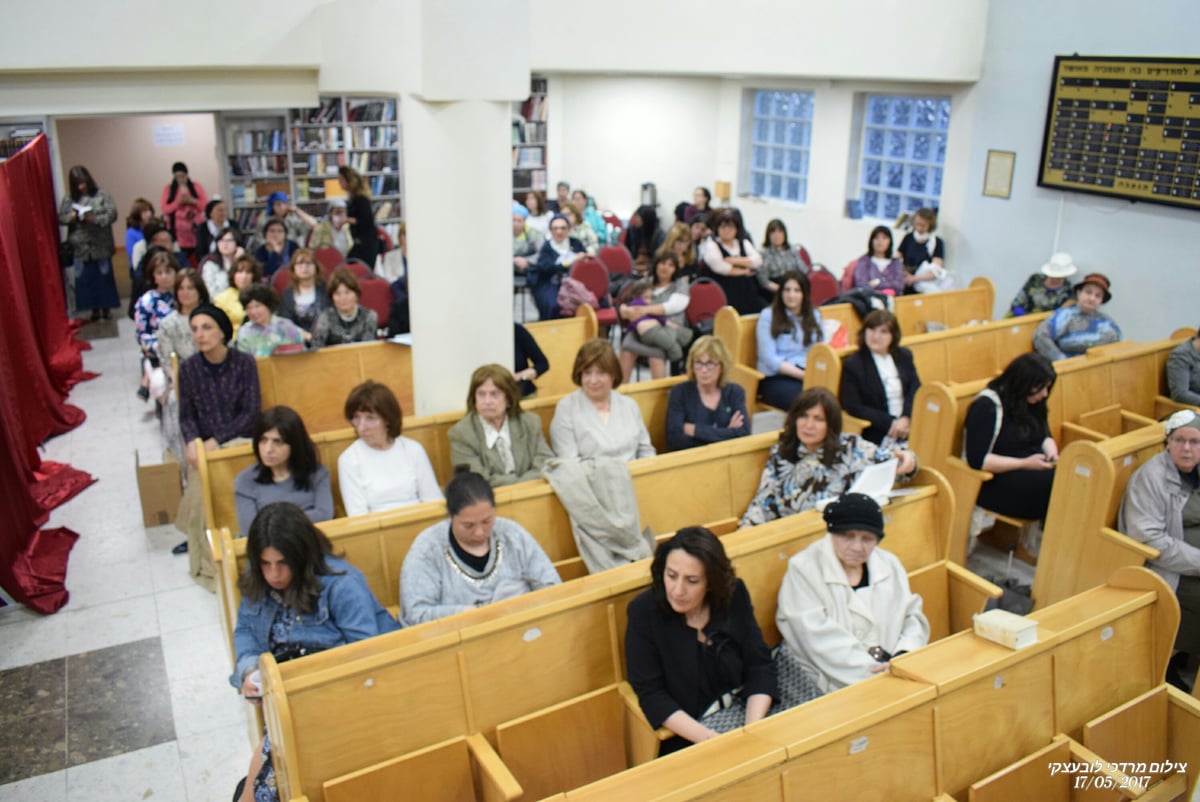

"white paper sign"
[152, 124, 185, 148]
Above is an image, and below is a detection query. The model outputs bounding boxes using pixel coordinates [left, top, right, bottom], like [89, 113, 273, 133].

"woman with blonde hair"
[448, 364, 554, 486]
[665, 336, 750, 451]
[658, 221, 697, 280]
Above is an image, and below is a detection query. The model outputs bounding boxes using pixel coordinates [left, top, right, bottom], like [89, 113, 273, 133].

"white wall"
[955, 0, 1200, 338]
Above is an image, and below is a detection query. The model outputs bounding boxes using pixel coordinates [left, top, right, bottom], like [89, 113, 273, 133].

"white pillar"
[402, 0, 530, 416]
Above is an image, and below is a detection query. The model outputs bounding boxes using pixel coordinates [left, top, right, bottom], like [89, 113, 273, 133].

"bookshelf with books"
[218, 95, 404, 245]
[512, 77, 548, 198]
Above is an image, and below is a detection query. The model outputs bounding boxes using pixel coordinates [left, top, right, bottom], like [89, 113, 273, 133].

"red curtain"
[0, 134, 94, 613]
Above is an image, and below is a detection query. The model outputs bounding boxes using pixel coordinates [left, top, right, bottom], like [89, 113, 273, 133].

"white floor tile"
[155, 584, 221, 634]
[147, 550, 199, 594]
[62, 595, 160, 656]
[169, 673, 248, 738]
[0, 770, 68, 802]
[0, 612, 70, 670]
[161, 622, 231, 684]
[63, 553, 153, 610]
[177, 723, 254, 802]
[65, 742, 185, 802]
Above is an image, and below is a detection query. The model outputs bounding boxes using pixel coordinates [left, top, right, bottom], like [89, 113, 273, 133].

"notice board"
[1038, 55, 1200, 211]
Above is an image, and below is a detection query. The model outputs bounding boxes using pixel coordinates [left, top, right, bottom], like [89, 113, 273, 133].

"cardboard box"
[135, 449, 182, 526]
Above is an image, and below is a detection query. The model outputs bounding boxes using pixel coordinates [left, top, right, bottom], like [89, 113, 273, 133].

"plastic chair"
[357, 276, 392, 332]
[569, 258, 618, 328]
[685, 278, 727, 329]
[807, 266, 840, 307]
[313, 246, 343, 275]
[597, 245, 633, 277]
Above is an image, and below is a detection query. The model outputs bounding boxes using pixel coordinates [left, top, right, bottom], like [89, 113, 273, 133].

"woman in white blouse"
[700, 209, 762, 315]
[550, 339, 656, 461]
[337, 380, 442, 516]
[838, 310, 921, 447]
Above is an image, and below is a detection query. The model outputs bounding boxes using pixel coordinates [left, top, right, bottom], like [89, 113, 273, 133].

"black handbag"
[58, 239, 75, 268]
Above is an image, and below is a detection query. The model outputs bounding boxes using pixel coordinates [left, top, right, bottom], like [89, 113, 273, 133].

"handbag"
[58, 239, 75, 268]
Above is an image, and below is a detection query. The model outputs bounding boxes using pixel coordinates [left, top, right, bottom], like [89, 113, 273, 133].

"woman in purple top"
[850, 226, 906, 296]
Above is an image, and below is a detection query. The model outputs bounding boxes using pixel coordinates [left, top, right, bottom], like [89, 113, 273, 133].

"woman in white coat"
[775, 493, 929, 693]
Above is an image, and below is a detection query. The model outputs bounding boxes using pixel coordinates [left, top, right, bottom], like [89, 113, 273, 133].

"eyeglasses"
[550, 225, 569, 232]
[693, 360, 721, 370]
[1169, 436, 1200, 449]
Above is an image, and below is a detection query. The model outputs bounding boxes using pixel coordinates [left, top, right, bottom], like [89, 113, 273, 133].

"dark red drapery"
[0, 134, 94, 613]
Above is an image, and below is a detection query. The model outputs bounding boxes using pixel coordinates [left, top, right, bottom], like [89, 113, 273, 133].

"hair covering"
[823, 492, 885, 540]
[512, 200, 530, 219]
[1040, 252, 1077, 279]
[1165, 409, 1200, 437]
[190, 303, 234, 344]
[266, 191, 290, 209]
[1075, 272, 1112, 304]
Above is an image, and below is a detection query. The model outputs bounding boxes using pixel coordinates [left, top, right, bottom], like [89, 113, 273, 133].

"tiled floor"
[0, 316, 252, 802]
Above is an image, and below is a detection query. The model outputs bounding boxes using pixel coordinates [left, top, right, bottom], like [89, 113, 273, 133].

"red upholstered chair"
[357, 276, 392, 333]
[807, 265, 840, 307]
[597, 245, 633, 277]
[376, 226, 393, 254]
[270, 268, 292, 295]
[685, 278, 727, 329]
[600, 211, 623, 245]
[797, 245, 813, 269]
[313, 246, 343, 275]
[343, 259, 374, 280]
[569, 258, 618, 329]
[841, 258, 858, 291]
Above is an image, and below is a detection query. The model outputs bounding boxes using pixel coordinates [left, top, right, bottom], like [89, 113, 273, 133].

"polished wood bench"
[714, 277, 996, 408]
[256, 479, 978, 802]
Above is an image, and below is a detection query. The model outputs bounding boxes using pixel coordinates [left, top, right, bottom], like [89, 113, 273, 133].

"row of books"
[518, 94, 547, 124]
[296, 99, 343, 125]
[347, 100, 396, 122]
[371, 174, 401, 196]
[349, 126, 398, 149]
[229, 128, 286, 154]
[511, 121, 545, 144]
[293, 126, 343, 151]
[229, 154, 288, 177]
[295, 152, 347, 176]
[513, 168, 547, 191]
[512, 146, 544, 168]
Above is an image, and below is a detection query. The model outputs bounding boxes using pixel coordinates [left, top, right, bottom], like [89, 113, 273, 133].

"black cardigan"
[839, 346, 921, 445]
[624, 579, 776, 752]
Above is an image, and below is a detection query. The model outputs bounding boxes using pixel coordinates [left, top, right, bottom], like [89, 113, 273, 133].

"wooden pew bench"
[198, 374, 686, 537]
[557, 566, 1180, 802]
[257, 481, 979, 802]
[248, 304, 598, 435]
[714, 278, 996, 408]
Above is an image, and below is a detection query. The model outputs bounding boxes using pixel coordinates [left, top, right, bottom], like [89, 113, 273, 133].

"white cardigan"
[776, 534, 929, 693]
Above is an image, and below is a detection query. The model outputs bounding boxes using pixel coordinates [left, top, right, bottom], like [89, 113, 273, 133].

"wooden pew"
[562, 566, 1179, 802]
[257, 481, 978, 802]
[250, 304, 598, 436]
[198, 374, 686, 537]
[714, 278, 996, 407]
[966, 734, 1140, 802]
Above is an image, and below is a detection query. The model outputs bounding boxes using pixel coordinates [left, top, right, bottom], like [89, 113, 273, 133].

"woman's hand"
[728, 410, 746, 430]
[620, 304, 647, 323]
[888, 416, 911, 440]
[1022, 453, 1055, 470]
[683, 422, 696, 437]
[204, 438, 220, 452]
[240, 672, 262, 706]
[895, 449, 917, 475]
[515, 367, 537, 381]
[1042, 438, 1059, 462]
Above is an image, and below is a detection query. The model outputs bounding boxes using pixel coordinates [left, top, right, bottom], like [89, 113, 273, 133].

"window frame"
[855, 93, 952, 222]
[740, 89, 816, 206]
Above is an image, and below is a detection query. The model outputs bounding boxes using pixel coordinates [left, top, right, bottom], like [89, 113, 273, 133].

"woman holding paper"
[740, 388, 916, 527]
[58, 165, 120, 321]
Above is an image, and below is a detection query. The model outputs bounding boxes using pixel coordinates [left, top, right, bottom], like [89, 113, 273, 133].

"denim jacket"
[229, 556, 400, 687]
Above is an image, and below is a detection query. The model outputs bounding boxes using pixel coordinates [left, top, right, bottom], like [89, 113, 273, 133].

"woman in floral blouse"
[739, 387, 917, 527]
[310, 268, 378, 348]
[234, 284, 306, 357]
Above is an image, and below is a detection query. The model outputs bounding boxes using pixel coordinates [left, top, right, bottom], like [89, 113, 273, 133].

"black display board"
[1038, 55, 1200, 211]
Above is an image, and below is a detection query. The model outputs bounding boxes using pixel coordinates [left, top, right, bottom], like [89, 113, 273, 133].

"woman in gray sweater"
[232, 406, 334, 536]
[399, 470, 560, 626]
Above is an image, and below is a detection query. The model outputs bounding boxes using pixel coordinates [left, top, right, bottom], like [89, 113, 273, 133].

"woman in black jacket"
[839, 310, 920, 447]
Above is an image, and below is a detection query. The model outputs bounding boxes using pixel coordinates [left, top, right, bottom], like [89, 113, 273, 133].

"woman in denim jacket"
[230, 502, 399, 802]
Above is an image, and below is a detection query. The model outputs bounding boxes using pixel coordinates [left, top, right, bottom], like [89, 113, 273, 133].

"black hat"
[190, 303, 234, 344]
[823, 493, 885, 540]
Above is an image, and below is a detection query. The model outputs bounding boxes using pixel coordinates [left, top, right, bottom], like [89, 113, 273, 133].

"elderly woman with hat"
[1007, 252, 1078, 317]
[1119, 410, 1200, 690]
[260, 191, 313, 248]
[775, 493, 930, 694]
[1033, 272, 1122, 361]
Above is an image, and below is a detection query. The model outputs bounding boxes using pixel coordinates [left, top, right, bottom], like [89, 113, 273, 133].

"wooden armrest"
[1061, 421, 1106, 444]
[466, 732, 523, 802]
[842, 412, 869, 436]
[944, 561, 1004, 599]
[944, 454, 993, 483]
[1166, 683, 1200, 711]
[1097, 527, 1159, 561]
[729, 363, 764, 386]
[1154, 394, 1198, 419]
[1119, 410, 1157, 430]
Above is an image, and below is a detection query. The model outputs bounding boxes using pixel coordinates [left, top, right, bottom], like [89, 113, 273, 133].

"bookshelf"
[512, 77, 547, 199]
[218, 95, 404, 244]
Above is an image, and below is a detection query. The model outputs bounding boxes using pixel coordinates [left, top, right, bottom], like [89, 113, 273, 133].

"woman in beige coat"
[448, 364, 554, 487]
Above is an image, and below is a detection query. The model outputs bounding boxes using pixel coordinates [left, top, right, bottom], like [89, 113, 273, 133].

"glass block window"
[859, 95, 950, 220]
[744, 90, 814, 204]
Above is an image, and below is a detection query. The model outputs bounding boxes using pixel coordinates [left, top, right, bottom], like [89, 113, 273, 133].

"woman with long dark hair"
[624, 204, 666, 274]
[740, 388, 916, 527]
[755, 270, 824, 410]
[850, 225, 906, 295]
[233, 407, 333, 535]
[700, 209, 762, 314]
[230, 502, 398, 802]
[963, 352, 1059, 521]
[57, 165, 119, 320]
[338, 166, 379, 268]
[758, 218, 805, 298]
[160, 161, 208, 261]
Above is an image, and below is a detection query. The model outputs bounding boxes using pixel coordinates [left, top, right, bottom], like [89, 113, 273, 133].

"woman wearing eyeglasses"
[1118, 409, 1200, 690]
[665, 336, 750, 451]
